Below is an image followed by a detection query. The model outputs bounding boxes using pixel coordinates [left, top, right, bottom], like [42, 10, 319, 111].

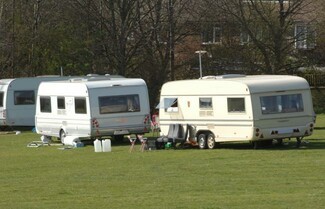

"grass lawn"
[0, 115, 325, 209]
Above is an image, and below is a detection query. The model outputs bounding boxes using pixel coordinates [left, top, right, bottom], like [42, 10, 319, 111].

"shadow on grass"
[212, 139, 325, 150]
[81, 136, 325, 151]
[314, 127, 325, 130]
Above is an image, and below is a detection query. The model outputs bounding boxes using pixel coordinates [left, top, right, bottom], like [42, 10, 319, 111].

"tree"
[202, 0, 312, 74]
[138, 0, 198, 108]
[72, 0, 151, 76]
[0, 0, 13, 78]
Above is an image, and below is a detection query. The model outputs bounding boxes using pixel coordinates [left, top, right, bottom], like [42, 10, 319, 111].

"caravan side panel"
[0, 80, 11, 126]
[35, 82, 91, 138]
[250, 88, 315, 141]
[159, 94, 254, 142]
[158, 75, 315, 146]
[1, 79, 40, 126]
[35, 78, 151, 139]
[87, 81, 151, 137]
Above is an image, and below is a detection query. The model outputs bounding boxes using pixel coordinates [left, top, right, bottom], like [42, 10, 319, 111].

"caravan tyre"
[198, 134, 207, 149]
[60, 130, 66, 144]
[207, 134, 216, 149]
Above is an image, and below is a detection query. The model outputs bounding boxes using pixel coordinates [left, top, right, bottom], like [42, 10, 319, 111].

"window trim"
[0, 92, 4, 107]
[40, 96, 52, 113]
[14, 90, 35, 105]
[260, 94, 304, 115]
[75, 97, 87, 114]
[199, 97, 213, 109]
[57, 97, 65, 110]
[227, 97, 246, 113]
[98, 94, 141, 114]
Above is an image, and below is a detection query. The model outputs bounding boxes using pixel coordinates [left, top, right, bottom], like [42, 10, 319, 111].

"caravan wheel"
[207, 134, 216, 149]
[59, 130, 66, 144]
[198, 134, 207, 149]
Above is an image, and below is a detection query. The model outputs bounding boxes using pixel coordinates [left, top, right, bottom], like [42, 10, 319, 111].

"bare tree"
[202, 0, 312, 74]
[0, 0, 12, 78]
[72, 0, 151, 76]
[139, 0, 198, 108]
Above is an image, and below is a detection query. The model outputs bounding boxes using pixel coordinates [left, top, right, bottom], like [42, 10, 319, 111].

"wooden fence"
[303, 74, 325, 88]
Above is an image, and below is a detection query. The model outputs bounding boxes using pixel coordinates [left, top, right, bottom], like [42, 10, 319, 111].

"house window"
[260, 94, 304, 114]
[75, 97, 87, 114]
[202, 26, 221, 44]
[228, 98, 245, 113]
[240, 30, 250, 45]
[0, 92, 3, 107]
[40, 96, 51, 113]
[295, 24, 316, 49]
[14, 91, 35, 105]
[98, 95, 140, 114]
[57, 97, 65, 109]
[199, 98, 212, 109]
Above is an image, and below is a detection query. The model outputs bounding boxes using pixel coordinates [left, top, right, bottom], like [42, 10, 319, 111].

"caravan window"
[228, 98, 245, 113]
[260, 94, 304, 114]
[0, 92, 3, 107]
[40, 97, 51, 113]
[99, 95, 140, 114]
[14, 91, 35, 105]
[75, 98, 87, 114]
[199, 98, 212, 109]
[57, 97, 65, 109]
[163, 98, 178, 112]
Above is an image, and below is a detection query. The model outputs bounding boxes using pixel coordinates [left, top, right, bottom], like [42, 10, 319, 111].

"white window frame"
[294, 23, 316, 49]
[202, 26, 222, 45]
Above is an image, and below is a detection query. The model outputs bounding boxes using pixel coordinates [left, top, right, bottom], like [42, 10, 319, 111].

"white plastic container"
[94, 139, 102, 152]
[102, 139, 112, 152]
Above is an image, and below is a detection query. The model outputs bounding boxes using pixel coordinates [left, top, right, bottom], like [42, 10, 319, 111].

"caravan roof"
[0, 79, 14, 85]
[37, 78, 146, 96]
[161, 75, 309, 95]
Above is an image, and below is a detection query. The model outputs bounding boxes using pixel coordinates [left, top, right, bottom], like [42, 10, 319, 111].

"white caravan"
[0, 75, 120, 129]
[35, 77, 151, 143]
[157, 75, 315, 149]
[0, 76, 74, 128]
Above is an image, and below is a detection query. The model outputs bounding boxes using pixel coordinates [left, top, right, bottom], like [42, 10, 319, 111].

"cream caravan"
[35, 77, 151, 144]
[157, 75, 315, 149]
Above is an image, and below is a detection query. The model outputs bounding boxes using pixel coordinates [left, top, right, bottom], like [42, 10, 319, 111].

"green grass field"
[1, 115, 325, 209]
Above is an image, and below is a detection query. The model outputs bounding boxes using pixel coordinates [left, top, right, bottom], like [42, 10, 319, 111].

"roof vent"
[220, 74, 246, 79]
[69, 78, 87, 82]
[201, 74, 246, 80]
[86, 74, 99, 77]
[87, 77, 111, 81]
[201, 76, 218, 80]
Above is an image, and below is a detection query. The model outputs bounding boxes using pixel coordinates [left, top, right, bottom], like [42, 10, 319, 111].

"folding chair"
[127, 134, 147, 152]
[138, 135, 147, 152]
